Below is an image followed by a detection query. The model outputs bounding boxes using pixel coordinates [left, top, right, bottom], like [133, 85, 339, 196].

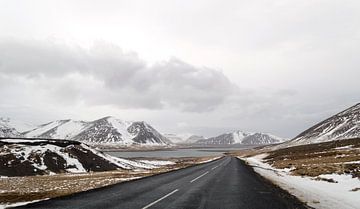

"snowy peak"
[185, 135, 206, 144]
[129, 122, 171, 145]
[23, 119, 87, 139]
[22, 116, 171, 146]
[242, 132, 285, 144]
[164, 133, 201, 144]
[74, 117, 132, 144]
[196, 131, 285, 145]
[232, 131, 252, 144]
[0, 117, 22, 137]
[291, 103, 360, 144]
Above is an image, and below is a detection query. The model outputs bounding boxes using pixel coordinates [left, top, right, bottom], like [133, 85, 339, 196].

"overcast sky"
[0, 0, 359, 138]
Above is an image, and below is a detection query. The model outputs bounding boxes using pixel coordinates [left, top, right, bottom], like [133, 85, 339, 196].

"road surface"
[17, 156, 308, 209]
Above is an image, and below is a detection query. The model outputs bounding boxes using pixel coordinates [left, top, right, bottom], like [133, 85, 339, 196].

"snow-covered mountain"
[196, 131, 285, 145]
[290, 103, 360, 145]
[0, 138, 173, 177]
[23, 116, 171, 146]
[164, 133, 193, 144]
[164, 133, 205, 144]
[0, 118, 22, 137]
[185, 135, 206, 144]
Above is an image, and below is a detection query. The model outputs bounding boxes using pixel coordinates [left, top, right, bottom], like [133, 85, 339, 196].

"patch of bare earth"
[0, 156, 219, 205]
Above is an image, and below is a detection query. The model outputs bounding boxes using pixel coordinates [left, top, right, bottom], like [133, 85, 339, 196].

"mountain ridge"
[289, 103, 360, 145]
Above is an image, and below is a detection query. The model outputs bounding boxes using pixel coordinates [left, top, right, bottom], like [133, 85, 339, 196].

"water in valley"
[105, 146, 256, 158]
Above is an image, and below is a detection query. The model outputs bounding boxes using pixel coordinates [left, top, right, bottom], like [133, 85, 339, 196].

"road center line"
[211, 166, 218, 170]
[141, 189, 179, 209]
[190, 171, 209, 183]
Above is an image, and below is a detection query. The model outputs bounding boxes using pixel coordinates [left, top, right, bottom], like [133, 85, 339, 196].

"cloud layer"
[0, 40, 236, 112]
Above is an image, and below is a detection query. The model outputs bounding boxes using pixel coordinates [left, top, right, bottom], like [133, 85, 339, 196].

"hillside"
[0, 138, 167, 177]
[290, 103, 360, 145]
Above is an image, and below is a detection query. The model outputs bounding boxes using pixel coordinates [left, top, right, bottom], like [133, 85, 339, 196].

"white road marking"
[211, 166, 218, 170]
[141, 189, 179, 209]
[190, 171, 209, 183]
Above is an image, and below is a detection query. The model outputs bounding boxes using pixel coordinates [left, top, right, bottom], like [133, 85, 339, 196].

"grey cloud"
[274, 89, 298, 97]
[0, 40, 236, 112]
[0, 40, 84, 76]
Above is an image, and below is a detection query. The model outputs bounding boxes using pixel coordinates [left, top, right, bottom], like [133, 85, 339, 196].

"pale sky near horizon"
[0, 0, 359, 138]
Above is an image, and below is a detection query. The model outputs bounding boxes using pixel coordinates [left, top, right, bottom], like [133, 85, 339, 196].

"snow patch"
[138, 160, 175, 166]
[0, 198, 49, 209]
[242, 155, 360, 209]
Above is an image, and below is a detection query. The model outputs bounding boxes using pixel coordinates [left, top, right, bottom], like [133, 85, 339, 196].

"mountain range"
[188, 103, 360, 146]
[195, 131, 286, 145]
[1, 116, 287, 146]
[1, 116, 171, 146]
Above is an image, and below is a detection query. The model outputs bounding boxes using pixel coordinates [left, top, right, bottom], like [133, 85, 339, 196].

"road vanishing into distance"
[17, 156, 308, 209]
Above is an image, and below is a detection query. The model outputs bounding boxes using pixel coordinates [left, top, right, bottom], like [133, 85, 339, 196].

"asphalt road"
[17, 156, 308, 209]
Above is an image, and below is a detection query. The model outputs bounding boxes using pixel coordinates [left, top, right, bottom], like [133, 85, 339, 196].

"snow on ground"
[334, 145, 354, 150]
[241, 154, 360, 209]
[79, 144, 168, 170]
[107, 156, 159, 170]
[1, 139, 48, 143]
[0, 199, 49, 209]
[8, 143, 87, 173]
[82, 143, 180, 170]
[138, 160, 175, 166]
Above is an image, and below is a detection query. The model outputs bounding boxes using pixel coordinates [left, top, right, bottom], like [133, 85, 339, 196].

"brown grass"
[0, 171, 146, 204]
[263, 138, 360, 178]
[229, 138, 360, 179]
